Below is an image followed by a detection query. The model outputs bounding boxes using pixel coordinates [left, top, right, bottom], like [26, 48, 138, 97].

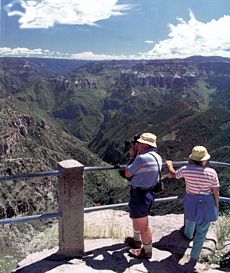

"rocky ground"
[13, 211, 230, 273]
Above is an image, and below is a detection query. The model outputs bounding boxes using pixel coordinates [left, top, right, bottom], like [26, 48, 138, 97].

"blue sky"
[0, 0, 230, 59]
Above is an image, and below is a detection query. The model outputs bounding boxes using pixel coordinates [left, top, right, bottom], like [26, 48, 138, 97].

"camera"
[124, 134, 140, 153]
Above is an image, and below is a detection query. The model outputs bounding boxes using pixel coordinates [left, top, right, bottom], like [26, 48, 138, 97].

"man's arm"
[125, 144, 138, 179]
[125, 168, 133, 178]
[212, 187, 219, 208]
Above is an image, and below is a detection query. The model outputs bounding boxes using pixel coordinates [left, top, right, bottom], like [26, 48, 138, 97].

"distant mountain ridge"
[0, 57, 90, 74]
[184, 55, 230, 62]
[1, 56, 229, 154]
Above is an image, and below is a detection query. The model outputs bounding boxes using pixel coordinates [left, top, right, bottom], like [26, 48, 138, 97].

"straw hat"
[137, 133, 157, 147]
[189, 146, 210, 162]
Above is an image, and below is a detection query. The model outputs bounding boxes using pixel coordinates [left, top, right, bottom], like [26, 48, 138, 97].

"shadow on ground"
[14, 229, 226, 273]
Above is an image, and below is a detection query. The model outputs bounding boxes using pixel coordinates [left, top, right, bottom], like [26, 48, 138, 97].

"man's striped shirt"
[176, 165, 219, 195]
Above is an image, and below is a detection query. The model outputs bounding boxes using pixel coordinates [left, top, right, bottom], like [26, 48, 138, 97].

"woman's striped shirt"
[175, 164, 219, 195]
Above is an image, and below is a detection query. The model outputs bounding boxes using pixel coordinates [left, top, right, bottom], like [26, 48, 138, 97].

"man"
[166, 146, 219, 272]
[125, 132, 162, 259]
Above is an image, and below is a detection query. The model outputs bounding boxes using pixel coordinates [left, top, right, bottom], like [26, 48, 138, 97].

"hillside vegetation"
[0, 59, 129, 218]
[0, 56, 229, 217]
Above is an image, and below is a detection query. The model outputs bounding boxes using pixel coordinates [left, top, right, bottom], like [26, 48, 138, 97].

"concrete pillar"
[57, 159, 84, 258]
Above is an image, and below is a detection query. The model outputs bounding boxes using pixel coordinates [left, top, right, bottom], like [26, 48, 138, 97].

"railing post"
[57, 159, 84, 258]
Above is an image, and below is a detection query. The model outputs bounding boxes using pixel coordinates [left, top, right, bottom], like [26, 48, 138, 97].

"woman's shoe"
[128, 248, 152, 259]
[183, 258, 198, 272]
[124, 237, 142, 249]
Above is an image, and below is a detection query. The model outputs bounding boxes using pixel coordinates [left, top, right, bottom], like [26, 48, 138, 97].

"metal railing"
[0, 195, 229, 225]
[0, 160, 229, 182]
[0, 160, 229, 226]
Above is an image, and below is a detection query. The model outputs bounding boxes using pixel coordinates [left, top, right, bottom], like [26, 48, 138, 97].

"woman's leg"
[184, 218, 196, 240]
[191, 222, 211, 259]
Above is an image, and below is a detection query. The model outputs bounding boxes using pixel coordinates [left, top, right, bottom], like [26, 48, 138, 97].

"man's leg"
[133, 230, 141, 242]
[133, 216, 152, 244]
[130, 216, 152, 257]
[124, 228, 142, 248]
[128, 190, 153, 258]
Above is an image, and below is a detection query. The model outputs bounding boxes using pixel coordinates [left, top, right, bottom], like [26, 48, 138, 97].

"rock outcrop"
[12, 211, 228, 273]
[0, 115, 48, 156]
[120, 70, 197, 89]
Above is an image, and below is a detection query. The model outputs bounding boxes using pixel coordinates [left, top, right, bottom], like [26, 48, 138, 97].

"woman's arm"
[166, 160, 176, 178]
[212, 187, 220, 208]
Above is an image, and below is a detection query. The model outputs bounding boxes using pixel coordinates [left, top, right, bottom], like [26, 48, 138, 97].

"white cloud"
[69, 51, 135, 60]
[5, 0, 132, 29]
[141, 11, 230, 59]
[66, 13, 230, 60]
[144, 41, 155, 44]
[0, 47, 131, 59]
[0, 47, 68, 58]
[1, 11, 230, 59]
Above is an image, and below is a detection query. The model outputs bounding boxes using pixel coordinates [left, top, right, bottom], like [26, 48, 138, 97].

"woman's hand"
[212, 187, 219, 209]
[166, 160, 176, 177]
[166, 160, 173, 167]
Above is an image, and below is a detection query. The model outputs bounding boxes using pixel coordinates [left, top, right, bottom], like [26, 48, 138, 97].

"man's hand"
[125, 168, 133, 178]
[129, 143, 138, 158]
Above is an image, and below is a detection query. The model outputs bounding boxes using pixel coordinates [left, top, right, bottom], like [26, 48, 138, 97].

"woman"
[166, 146, 219, 270]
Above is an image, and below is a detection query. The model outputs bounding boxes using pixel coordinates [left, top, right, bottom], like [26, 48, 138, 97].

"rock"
[220, 241, 230, 268]
[6, 202, 16, 218]
[0, 142, 4, 156]
[17, 199, 29, 214]
[19, 125, 28, 137]
[13, 212, 223, 273]
[0, 205, 6, 218]
[0, 130, 20, 155]
[120, 70, 197, 89]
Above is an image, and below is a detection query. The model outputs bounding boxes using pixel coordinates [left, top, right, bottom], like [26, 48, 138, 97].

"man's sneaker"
[124, 237, 142, 249]
[128, 247, 152, 259]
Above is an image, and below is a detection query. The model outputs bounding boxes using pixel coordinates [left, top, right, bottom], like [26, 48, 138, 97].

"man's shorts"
[129, 187, 154, 219]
